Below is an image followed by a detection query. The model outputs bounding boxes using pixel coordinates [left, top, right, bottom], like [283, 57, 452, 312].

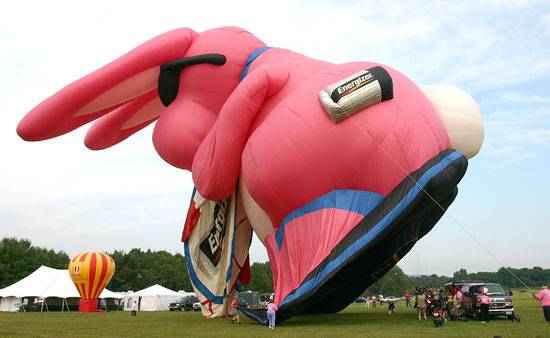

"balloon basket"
[78, 299, 101, 313]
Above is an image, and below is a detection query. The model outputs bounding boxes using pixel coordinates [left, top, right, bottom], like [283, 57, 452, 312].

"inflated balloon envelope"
[17, 27, 484, 324]
[68, 252, 115, 313]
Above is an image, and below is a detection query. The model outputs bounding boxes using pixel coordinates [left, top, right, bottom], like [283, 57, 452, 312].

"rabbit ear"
[84, 89, 162, 150]
[17, 28, 199, 141]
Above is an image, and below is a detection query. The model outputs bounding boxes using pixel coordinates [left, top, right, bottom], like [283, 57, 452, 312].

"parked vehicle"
[451, 282, 515, 320]
[444, 280, 484, 295]
[354, 297, 366, 303]
[169, 296, 200, 311]
[382, 296, 400, 303]
[238, 291, 260, 308]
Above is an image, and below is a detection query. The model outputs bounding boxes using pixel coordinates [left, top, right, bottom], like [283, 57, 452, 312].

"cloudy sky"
[1, 0, 549, 278]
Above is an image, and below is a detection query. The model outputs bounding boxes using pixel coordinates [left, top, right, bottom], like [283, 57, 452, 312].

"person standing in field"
[415, 292, 427, 320]
[455, 288, 463, 305]
[405, 291, 412, 308]
[532, 284, 550, 323]
[231, 296, 240, 324]
[371, 295, 376, 308]
[477, 289, 492, 323]
[365, 296, 370, 309]
[131, 301, 137, 316]
[266, 297, 278, 330]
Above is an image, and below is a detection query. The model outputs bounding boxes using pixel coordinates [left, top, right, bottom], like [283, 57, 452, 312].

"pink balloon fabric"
[17, 27, 467, 324]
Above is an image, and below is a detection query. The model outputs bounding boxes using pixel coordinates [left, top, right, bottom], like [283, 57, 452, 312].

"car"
[456, 282, 515, 320]
[444, 280, 484, 294]
[169, 296, 200, 311]
[382, 296, 400, 303]
[354, 297, 366, 303]
[192, 301, 201, 311]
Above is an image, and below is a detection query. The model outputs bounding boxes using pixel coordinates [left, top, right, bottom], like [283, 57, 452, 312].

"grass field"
[1, 291, 548, 337]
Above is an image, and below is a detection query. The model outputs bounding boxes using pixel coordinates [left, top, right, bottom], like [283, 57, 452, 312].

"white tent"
[100, 288, 124, 299]
[0, 265, 122, 312]
[123, 284, 182, 311]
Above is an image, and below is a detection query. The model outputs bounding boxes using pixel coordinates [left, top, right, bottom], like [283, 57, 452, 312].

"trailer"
[238, 291, 260, 307]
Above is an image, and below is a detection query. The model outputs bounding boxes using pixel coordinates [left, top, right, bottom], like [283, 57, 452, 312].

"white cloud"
[502, 91, 550, 104]
[480, 104, 550, 167]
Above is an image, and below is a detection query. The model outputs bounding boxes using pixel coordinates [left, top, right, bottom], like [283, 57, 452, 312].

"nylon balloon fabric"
[17, 26, 483, 324]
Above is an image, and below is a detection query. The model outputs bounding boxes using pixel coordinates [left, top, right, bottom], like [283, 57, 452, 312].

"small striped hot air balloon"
[68, 252, 115, 313]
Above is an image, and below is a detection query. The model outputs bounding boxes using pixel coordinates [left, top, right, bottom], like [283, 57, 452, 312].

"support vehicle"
[447, 281, 515, 320]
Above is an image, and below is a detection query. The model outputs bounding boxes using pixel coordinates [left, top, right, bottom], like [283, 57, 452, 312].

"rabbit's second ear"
[159, 54, 226, 107]
[84, 90, 163, 150]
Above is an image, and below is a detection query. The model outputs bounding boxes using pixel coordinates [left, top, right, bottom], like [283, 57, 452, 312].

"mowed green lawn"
[1, 291, 548, 338]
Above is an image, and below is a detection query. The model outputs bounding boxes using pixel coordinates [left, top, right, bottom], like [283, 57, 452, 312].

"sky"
[1, 0, 549, 278]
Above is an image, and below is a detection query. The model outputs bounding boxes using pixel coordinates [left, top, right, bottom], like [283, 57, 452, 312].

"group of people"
[413, 284, 550, 324]
[363, 294, 407, 315]
[414, 287, 464, 322]
[205, 284, 550, 328]
[231, 295, 278, 329]
[364, 294, 385, 309]
[198, 283, 550, 329]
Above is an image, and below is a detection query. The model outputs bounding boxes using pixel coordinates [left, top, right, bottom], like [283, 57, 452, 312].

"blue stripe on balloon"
[275, 190, 385, 249]
[184, 241, 225, 304]
[278, 150, 463, 307]
[239, 46, 273, 83]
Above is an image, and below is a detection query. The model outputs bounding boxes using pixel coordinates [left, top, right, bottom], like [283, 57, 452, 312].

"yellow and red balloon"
[68, 252, 115, 312]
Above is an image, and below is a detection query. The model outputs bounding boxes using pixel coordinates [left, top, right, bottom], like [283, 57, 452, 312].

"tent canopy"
[123, 284, 183, 311]
[127, 284, 181, 297]
[0, 265, 122, 299]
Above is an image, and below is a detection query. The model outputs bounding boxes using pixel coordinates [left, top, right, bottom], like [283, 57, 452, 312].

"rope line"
[343, 111, 532, 291]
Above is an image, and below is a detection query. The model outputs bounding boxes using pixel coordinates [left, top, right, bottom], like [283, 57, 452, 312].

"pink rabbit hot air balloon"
[18, 27, 483, 324]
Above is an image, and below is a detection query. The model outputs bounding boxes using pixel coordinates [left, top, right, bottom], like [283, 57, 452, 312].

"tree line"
[1, 237, 548, 295]
[364, 265, 550, 296]
[0, 237, 273, 293]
